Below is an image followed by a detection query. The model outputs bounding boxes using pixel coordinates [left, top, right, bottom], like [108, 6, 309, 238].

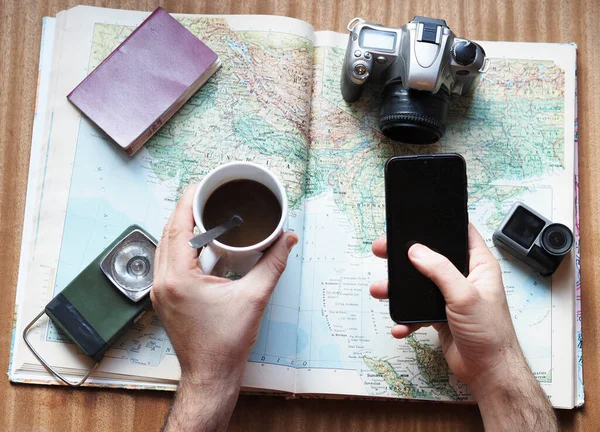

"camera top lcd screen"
[360, 28, 396, 51]
[502, 206, 546, 249]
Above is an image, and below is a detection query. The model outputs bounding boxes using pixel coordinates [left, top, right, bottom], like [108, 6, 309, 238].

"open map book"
[9, 6, 581, 408]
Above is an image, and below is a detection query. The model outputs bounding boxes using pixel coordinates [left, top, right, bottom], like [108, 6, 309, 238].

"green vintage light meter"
[23, 225, 156, 386]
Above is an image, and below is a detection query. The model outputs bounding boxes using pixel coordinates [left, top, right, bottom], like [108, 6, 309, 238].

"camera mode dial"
[452, 41, 478, 66]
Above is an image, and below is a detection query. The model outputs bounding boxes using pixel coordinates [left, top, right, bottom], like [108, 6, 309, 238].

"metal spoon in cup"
[188, 215, 243, 249]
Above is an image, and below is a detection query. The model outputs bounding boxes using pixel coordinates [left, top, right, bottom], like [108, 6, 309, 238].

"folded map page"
[9, 6, 581, 408]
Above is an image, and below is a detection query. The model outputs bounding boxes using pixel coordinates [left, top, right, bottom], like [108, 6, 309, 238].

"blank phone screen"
[385, 155, 468, 323]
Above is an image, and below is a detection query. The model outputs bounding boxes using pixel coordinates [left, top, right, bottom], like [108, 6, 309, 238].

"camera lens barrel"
[540, 223, 573, 256]
[379, 83, 450, 144]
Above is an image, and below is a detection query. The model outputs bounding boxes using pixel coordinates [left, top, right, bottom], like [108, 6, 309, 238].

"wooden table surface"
[1, 0, 599, 430]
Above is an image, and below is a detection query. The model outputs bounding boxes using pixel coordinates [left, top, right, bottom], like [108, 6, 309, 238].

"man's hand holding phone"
[370, 224, 558, 431]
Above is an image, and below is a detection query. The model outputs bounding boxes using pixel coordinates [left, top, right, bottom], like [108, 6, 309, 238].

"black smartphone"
[384, 154, 469, 324]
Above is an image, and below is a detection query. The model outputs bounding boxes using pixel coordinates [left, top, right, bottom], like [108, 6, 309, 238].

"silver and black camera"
[341, 17, 489, 144]
[493, 202, 573, 276]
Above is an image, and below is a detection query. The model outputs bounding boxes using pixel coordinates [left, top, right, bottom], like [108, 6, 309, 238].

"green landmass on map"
[363, 355, 432, 399]
[363, 337, 459, 400]
[405, 335, 459, 400]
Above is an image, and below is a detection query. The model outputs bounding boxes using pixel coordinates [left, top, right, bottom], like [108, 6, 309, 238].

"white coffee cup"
[192, 162, 288, 275]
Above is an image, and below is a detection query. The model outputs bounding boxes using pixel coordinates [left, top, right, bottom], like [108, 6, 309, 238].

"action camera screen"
[503, 206, 546, 249]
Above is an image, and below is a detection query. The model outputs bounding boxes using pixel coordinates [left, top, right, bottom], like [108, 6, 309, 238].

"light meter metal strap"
[23, 309, 99, 387]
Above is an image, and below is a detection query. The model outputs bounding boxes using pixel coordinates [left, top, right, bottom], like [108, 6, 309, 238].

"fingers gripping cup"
[193, 162, 288, 275]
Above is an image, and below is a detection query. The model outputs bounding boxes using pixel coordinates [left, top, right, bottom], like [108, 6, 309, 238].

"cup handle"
[199, 243, 223, 275]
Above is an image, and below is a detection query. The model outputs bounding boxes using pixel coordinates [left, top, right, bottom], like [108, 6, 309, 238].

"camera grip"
[341, 70, 362, 102]
[199, 243, 223, 275]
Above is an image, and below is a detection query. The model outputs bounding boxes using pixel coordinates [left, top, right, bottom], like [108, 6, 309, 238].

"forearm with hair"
[472, 358, 558, 432]
[162, 372, 242, 432]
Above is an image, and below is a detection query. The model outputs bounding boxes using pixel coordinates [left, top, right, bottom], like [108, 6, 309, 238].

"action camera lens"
[112, 241, 155, 291]
[541, 223, 574, 256]
[379, 84, 449, 144]
[548, 231, 567, 249]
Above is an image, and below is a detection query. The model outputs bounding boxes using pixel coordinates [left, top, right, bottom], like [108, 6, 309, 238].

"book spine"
[127, 103, 180, 156]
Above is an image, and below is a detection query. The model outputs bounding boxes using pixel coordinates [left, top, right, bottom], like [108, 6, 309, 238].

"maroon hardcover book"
[67, 7, 221, 155]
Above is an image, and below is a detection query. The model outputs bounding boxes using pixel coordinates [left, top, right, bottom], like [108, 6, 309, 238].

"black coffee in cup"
[202, 179, 282, 247]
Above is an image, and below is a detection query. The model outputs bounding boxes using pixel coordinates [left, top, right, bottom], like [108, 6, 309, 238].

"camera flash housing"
[493, 202, 573, 276]
[100, 229, 156, 302]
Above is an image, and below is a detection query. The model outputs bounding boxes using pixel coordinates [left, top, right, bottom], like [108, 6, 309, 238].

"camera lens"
[541, 223, 573, 256]
[548, 231, 566, 249]
[379, 83, 449, 144]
